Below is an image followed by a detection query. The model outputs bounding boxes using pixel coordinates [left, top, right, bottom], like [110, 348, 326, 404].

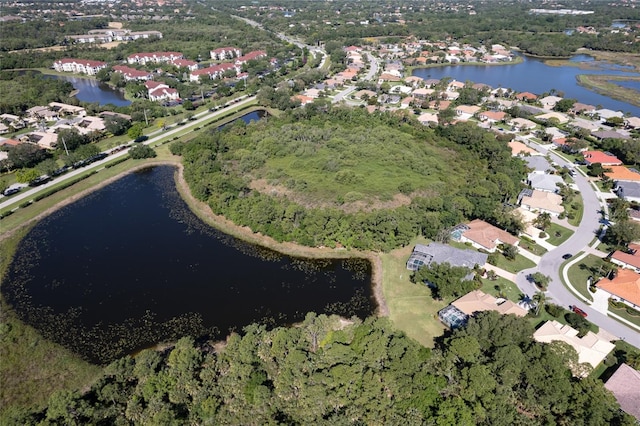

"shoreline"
[0, 159, 389, 318]
[407, 55, 523, 74]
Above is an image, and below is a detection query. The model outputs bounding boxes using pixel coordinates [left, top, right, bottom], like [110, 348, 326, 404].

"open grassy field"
[380, 239, 447, 348]
[479, 276, 522, 302]
[576, 74, 640, 108]
[491, 253, 536, 273]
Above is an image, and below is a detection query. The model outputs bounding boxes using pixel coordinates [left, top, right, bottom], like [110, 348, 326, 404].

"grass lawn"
[608, 303, 640, 328]
[565, 254, 599, 302]
[546, 223, 573, 246]
[518, 239, 547, 256]
[566, 196, 584, 227]
[381, 238, 447, 348]
[491, 253, 536, 274]
[479, 276, 522, 302]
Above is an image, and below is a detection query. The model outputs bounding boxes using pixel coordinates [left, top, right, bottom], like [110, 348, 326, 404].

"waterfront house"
[438, 290, 528, 329]
[53, 58, 107, 75]
[406, 243, 487, 271]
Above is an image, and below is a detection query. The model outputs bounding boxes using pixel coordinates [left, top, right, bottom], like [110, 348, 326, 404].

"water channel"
[2, 165, 375, 364]
[412, 54, 640, 116]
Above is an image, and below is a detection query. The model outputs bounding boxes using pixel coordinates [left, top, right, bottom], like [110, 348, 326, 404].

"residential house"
[582, 150, 622, 166]
[429, 100, 451, 110]
[524, 156, 552, 173]
[478, 110, 506, 124]
[210, 46, 242, 60]
[519, 189, 565, 216]
[570, 102, 596, 115]
[533, 320, 615, 375]
[515, 92, 537, 102]
[53, 58, 107, 75]
[455, 105, 480, 120]
[604, 364, 640, 421]
[406, 242, 488, 271]
[0, 138, 21, 147]
[0, 123, 9, 134]
[145, 81, 179, 102]
[438, 290, 528, 329]
[536, 111, 569, 124]
[596, 268, 640, 309]
[591, 130, 629, 141]
[624, 116, 640, 129]
[417, 112, 438, 125]
[611, 243, 640, 273]
[615, 181, 640, 204]
[49, 102, 85, 117]
[412, 88, 434, 99]
[605, 166, 640, 182]
[539, 95, 563, 110]
[22, 132, 58, 149]
[509, 117, 537, 131]
[593, 108, 624, 122]
[404, 76, 423, 87]
[528, 173, 563, 193]
[508, 140, 538, 156]
[456, 219, 519, 252]
[353, 89, 377, 100]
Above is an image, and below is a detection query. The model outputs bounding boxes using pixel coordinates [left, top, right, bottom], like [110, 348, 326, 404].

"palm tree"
[532, 291, 551, 316]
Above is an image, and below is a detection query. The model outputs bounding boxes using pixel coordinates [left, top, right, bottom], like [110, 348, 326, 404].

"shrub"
[545, 303, 564, 318]
[129, 145, 157, 159]
[539, 232, 547, 238]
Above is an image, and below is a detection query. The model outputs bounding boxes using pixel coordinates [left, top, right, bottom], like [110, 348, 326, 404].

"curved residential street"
[516, 144, 640, 346]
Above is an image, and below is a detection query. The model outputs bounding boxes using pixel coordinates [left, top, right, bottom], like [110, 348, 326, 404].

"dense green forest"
[4, 312, 634, 425]
[0, 72, 75, 115]
[171, 106, 526, 251]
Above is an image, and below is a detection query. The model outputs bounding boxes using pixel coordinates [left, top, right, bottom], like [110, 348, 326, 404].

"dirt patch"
[249, 178, 412, 214]
[108, 22, 123, 29]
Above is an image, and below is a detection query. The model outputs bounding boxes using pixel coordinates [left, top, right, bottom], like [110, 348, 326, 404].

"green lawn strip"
[608, 302, 640, 328]
[546, 223, 573, 246]
[564, 254, 598, 302]
[0, 228, 102, 415]
[518, 239, 547, 256]
[479, 276, 522, 302]
[566, 195, 584, 227]
[491, 253, 536, 274]
[380, 238, 446, 348]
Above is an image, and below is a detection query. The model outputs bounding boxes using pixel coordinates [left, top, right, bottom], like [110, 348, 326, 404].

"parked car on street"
[569, 305, 588, 317]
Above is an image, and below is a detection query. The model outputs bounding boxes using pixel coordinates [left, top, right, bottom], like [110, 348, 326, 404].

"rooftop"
[597, 268, 640, 306]
[604, 363, 640, 420]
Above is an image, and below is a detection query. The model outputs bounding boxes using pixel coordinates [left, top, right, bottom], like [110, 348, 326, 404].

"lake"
[45, 74, 131, 107]
[1, 166, 375, 364]
[412, 54, 640, 116]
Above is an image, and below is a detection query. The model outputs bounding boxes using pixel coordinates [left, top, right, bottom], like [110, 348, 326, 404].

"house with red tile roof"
[611, 243, 640, 273]
[145, 81, 179, 102]
[597, 268, 640, 309]
[171, 58, 198, 71]
[515, 92, 537, 101]
[605, 166, 640, 182]
[582, 150, 623, 166]
[478, 110, 506, 123]
[189, 63, 237, 82]
[235, 50, 267, 66]
[457, 219, 519, 252]
[112, 65, 152, 81]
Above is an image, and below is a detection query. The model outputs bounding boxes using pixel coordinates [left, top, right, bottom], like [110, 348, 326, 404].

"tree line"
[4, 312, 634, 425]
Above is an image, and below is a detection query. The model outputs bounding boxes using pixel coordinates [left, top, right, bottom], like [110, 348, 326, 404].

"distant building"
[53, 58, 107, 75]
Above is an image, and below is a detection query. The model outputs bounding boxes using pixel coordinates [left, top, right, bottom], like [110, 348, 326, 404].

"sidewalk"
[518, 247, 541, 264]
[484, 264, 516, 282]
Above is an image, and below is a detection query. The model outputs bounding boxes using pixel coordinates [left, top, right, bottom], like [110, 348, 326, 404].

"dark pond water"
[412, 54, 640, 116]
[2, 166, 375, 364]
[45, 74, 131, 107]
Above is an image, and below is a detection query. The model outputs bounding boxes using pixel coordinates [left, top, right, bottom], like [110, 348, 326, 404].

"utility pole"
[143, 109, 149, 126]
[61, 136, 70, 156]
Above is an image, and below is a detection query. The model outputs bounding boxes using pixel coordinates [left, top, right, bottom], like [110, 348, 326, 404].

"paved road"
[0, 96, 257, 213]
[515, 143, 640, 346]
